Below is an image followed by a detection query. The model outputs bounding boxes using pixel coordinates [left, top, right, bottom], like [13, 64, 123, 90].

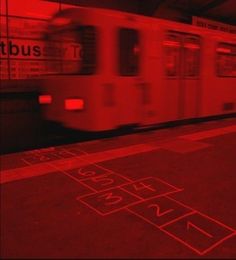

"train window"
[164, 34, 181, 77]
[45, 26, 96, 75]
[119, 28, 139, 76]
[217, 43, 236, 77]
[164, 33, 201, 78]
[184, 37, 200, 78]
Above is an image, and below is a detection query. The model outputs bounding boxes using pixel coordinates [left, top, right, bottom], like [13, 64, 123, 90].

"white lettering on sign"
[0, 15, 83, 80]
[0, 39, 82, 60]
[192, 16, 236, 34]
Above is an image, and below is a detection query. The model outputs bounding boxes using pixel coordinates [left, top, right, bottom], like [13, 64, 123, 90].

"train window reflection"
[165, 45, 180, 77]
[184, 37, 200, 78]
[164, 33, 200, 78]
[164, 35, 180, 77]
[119, 28, 139, 76]
[217, 43, 236, 77]
[46, 26, 96, 75]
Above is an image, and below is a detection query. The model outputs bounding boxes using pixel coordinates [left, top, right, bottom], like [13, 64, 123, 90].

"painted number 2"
[148, 204, 174, 217]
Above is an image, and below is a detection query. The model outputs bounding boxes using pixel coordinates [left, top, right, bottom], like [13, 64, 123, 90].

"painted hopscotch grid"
[69, 164, 236, 256]
[128, 195, 235, 256]
[161, 211, 235, 255]
[76, 172, 183, 216]
[128, 195, 236, 255]
[80, 173, 130, 192]
[3, 147, 235, 257]
[21, 145, 87, 165]
[121, 177, 182, 199]
[65, 164, 113, 181]
[2, 123, 236, 171]
[62, 164, 133, 193]
[78, 187, 141, 216]
[128, 196, 194, 228]
[17, 144, 235, 258]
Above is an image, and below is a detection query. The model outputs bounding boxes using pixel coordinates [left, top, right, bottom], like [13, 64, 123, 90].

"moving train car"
[39, 7, 236, 131]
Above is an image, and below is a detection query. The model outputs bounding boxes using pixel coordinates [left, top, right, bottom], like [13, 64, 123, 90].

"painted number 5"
[78, 168, 97, 177]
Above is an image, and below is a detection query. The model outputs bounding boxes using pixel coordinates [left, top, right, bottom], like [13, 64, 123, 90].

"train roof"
[51, 6, 236, 40]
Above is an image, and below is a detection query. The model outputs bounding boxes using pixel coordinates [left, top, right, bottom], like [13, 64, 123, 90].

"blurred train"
[39, 7, 236, 131]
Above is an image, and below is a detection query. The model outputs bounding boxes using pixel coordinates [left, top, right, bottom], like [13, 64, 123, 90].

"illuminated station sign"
[192, 16, 236, 34]
[0, 14, 81, 80]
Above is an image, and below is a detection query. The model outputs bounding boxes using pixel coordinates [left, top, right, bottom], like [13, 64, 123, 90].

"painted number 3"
[99, 192, 123, 205]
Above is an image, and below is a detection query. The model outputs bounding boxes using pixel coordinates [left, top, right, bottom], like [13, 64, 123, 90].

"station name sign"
[192, 16, 236, 34]
[0, 15, 82, 80]
[0, 39, 82, 60]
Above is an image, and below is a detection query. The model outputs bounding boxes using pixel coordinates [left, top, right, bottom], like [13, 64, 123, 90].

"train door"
[115, 28, 142, 126]
[164, 33, 182, 121]
[182, 35, 201, 118]
[164, 32, 201, 120]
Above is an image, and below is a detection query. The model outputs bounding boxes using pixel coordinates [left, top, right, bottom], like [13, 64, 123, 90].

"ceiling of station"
[145, 0, 236, 25]
[48, 0, 236, 25]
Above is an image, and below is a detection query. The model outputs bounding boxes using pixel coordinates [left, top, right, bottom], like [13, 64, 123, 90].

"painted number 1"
[187, 221, 213, 238]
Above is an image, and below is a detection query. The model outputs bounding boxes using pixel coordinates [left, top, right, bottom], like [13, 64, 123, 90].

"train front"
[39, 8, 100, 131]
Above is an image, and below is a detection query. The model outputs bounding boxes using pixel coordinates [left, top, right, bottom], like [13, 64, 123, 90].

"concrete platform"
[1, 118, 236, 258]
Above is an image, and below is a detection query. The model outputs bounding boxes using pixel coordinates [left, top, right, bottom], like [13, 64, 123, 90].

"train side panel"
[201, 35, 236, 117]
[41, 7, 236, 131]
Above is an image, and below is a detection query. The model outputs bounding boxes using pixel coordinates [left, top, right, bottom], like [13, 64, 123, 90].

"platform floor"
[1, 118, 236, 258]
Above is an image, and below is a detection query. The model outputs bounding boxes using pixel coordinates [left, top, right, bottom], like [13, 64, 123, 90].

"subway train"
[39, 7, 236, 131]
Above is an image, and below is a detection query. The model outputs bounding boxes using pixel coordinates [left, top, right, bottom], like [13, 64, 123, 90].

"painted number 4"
[133, 182, 156, 192]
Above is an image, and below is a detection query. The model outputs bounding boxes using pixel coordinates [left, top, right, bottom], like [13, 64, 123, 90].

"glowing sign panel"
[0, 14, 82, 80]
[192, 16, 236, 34]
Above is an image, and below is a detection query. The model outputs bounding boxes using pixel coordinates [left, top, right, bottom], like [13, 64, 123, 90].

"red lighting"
[51, 17, 71, 26]
[133, 45, 140, 54]
[39, 95, 52, 104]
[216, 47, 231, 53]
[65, 98, 84, 111]
[163, 41, 180, 47]
[184, 43, 200, 49]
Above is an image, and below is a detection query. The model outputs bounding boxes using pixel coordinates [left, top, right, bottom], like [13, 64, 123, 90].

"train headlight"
[65, 98, 84, 111]
[39, 95, 52, 104]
